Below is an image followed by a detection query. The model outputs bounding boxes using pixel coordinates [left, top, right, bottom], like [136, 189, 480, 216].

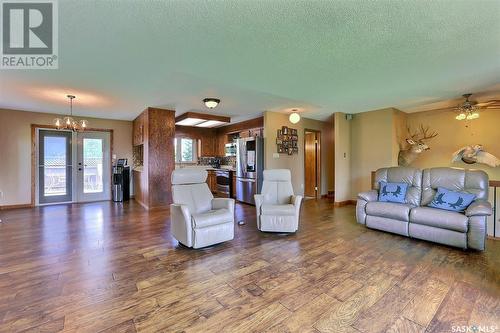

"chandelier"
[54, 95, 88, 131]
[455, 93, 480, 121]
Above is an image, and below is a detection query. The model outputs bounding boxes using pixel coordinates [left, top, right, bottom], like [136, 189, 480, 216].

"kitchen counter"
[175, 165, 236, 172]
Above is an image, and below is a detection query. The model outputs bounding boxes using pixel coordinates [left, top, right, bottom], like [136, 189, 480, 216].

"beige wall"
[334, 112, 351, 202]
[407, 109, 500, 181]
[263, 111, 334, 196]
[0, 108, 133, 206]
[350, 108, 401, 198]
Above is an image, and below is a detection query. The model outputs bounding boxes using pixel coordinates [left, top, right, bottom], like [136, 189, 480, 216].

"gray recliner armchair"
[170, 169, 235, 248]
[357, 167, 492, 250]
[254, 169, 302, 232]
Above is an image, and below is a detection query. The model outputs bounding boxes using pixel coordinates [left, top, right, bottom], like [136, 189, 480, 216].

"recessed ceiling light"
[203, 98, 220, 109]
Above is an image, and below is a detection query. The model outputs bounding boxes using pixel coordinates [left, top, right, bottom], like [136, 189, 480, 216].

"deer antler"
[419, 124, 438, 140]
[407, 125, 421, 140]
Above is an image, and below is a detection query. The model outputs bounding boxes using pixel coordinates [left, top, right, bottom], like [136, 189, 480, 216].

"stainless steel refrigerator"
[236, 137, 263, 205]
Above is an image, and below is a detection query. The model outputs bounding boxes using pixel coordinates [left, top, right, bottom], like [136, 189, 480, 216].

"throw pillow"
[428, 187, 476, 212]
[378, 181, 408, 203]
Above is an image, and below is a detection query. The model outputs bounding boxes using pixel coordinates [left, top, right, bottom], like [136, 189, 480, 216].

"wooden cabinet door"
[231, 173, 236, 199]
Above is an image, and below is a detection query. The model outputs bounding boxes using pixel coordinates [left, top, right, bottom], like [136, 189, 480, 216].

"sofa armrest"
[291, 195, 303, 215]
[212, 198, 235, 215]
[465, 200, 492, 217]
[254, 194, 264, 229]
[291, 195, 303, 207]
[358, 190, 378, 202]
[170, 204, 193, 247]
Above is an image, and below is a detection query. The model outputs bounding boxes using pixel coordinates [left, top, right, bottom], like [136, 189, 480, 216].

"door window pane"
[83, 138, 103, 193]
[44, 136, 67, 196]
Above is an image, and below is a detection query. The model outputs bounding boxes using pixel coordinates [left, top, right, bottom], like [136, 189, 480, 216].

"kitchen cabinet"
[133, 112, 145, 146]
[232, 173, 237, 199]
[207, 170, 217, 193]
[132, 108, 176, 210]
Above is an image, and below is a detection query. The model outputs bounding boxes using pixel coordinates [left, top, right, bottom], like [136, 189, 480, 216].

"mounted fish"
[398, 124, 438, 166]
[452, 144, 500, 167]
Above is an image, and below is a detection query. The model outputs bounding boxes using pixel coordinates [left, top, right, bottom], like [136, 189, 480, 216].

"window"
[174, 137, 198, 163]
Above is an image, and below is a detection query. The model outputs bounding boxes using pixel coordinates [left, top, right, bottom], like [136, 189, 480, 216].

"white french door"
[37, 129, 111, 205]
[76, 131, 111, 202]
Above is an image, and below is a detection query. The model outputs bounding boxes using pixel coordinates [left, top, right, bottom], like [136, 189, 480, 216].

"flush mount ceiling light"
[175, 112, 230, 128]
[289, 109, 301, 124]
[203, 98, 220, 109]
[54, 95, 89, 131]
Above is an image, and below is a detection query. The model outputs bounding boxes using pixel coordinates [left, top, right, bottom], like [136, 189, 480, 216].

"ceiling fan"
[423, 93, 500, 121]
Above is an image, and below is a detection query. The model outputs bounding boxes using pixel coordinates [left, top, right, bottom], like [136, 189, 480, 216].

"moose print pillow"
[428, 187, 476, 212]
[378, 181, 408, 203]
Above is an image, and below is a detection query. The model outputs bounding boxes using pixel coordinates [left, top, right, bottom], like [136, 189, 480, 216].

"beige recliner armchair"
[254, 169, 302, 232]
[170, 169, 235, 248]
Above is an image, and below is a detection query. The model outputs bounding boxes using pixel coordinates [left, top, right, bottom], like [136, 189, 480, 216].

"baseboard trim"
[0, 203, 33, 210]
[334, 200, 356, 207]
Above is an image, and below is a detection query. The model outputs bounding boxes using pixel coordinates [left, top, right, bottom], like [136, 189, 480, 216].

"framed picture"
[292, 140, 297, 148]
[291, 129, 297, 135]
[276, 138, 282, 145]
[282, 126, 288, 135]
[293, 147, 298, 153]
[277, 145, 284, 153]
[287, 147, 293, 155]
[277, 129, 282, 137]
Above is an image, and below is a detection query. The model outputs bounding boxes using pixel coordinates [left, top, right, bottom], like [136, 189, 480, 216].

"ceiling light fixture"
[203, 98, 220, 109]
[455, 93, 480, 121]
[54, 95, 88, 131]
[289, 109, 301, 124]
[175, 112, 230, 128]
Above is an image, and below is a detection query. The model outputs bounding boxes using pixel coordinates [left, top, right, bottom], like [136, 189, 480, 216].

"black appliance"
[112, 159, 130, 202]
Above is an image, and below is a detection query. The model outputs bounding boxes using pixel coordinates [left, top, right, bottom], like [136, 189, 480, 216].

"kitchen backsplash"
[198, 156, 236, 167]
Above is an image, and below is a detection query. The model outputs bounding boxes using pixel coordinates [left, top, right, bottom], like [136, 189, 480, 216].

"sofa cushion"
[410, 206, 468, 232]
[366, 216, 409, 236]
[192, 209, 233, 228]
[378, 181, 408, 203]
[261, 204, 295, 216]
[374, 167, 422, 206]
[428, 187, 476, 212]
[366, 201, 413, 222]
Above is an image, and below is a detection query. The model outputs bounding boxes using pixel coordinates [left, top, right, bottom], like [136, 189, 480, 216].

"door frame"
[303, 129, 321, 199]
[76, 131, 112, 203]
[31, 124, 114, 207]
[37, 129, 74, 204]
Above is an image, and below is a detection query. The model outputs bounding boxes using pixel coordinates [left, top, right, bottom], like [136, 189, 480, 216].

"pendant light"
[54, 95, 88, 131]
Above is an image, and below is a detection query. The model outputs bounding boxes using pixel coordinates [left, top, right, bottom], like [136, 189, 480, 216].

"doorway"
[36, 129, 111, 205]
[304, 129, 321, 198]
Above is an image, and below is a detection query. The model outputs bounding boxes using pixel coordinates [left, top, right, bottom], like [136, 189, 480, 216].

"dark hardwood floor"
[0, 199, 499, 333]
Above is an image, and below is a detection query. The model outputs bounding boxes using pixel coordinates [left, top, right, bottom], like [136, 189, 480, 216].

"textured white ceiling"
[0, 0, 499, 122]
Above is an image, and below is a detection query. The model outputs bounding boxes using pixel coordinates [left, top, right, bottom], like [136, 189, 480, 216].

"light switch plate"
[273, 153, 280, 159]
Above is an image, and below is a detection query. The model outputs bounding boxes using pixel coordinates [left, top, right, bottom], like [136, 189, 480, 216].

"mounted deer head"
[398, 124, 438, 166]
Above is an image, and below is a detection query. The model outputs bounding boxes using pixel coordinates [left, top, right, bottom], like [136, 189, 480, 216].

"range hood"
[175, 112, 230, 128]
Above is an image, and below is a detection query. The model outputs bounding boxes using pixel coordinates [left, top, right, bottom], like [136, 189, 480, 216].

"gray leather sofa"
[356, 167, 492, 250]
